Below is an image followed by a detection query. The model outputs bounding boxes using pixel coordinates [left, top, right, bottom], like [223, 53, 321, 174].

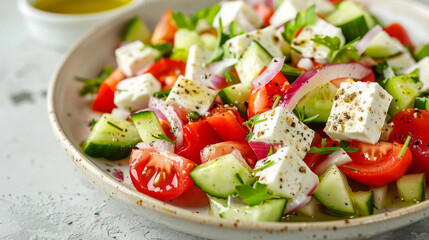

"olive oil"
[33, 0, 133, 14]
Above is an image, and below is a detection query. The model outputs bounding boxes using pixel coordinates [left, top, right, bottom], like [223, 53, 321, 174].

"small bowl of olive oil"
[18, 0, 142, 49]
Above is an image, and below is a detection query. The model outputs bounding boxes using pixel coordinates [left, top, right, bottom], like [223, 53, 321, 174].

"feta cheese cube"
[388, 51, 416, 75]
[213, 1, 262, 32]
[405, 57, 429, 93]
[270, 0, 334, 27]
[165, 75, 218, 115]
[291, 18, 345, 62]
[185, 45, 213, 82]
[324, 82, 393, 144]
[115, 41, 157, 77]
[225, 26, 286, 58]
[114, 73, 161, 111]
[255, 146, 319, 199]
[251, 107, 315, 158]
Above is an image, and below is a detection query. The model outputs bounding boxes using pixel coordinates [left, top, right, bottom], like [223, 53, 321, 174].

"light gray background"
[2, 0, 429, 239]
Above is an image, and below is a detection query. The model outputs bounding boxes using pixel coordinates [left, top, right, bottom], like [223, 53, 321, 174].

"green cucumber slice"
[83, 114, 140, 160]
[313, 164, 355, 215]
[130, 110, 166, 144]
[296, 83, 338, 123]
[189, 154, 255, 199]
[122, 17, 151, 44]
[414, 96, 429, 110]
[352, 191, 374, 216]
[364, 31, 403, 59]
[396, 173, 426, 203]
[416, 44, 429, 61]
[384, 74, 422, 117]
[153, 89, 172, 99]
[235, 40, 273, 86]
[218, 83, 251, 115]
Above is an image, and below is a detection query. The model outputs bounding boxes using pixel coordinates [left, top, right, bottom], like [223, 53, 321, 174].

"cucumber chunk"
[313, 164, 355, 215]
[235, 40, 272, 86]
[396, 173, 426, 203]
[209, 196, 287, 222]
[416, 44, 429, 61]
[296, 83, 337, 123]
[190, 154, 255, 198]
[352, 191, 374, 216]
[384, 74, 422, 117]
[130, 110, 166, 144]
[218, 83, 251, 115]
[83, 114, 140, 160]
[364, 31, 403, 59]
[414, 96, 429, 110]
[122, 17, 151, 44]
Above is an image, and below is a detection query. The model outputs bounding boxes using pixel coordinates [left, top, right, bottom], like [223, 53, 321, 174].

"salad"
[77, 0, 429, 222]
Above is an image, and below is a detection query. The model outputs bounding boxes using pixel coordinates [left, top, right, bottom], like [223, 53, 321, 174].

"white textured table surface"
[2, 0, 429, 239]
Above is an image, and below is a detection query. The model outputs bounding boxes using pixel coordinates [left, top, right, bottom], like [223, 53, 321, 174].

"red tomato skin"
[92, 68, 125, 113]
[205, 108, 249, 142]
[338, 141, 413, 187]
[248, 67, 290, 118]
[304, 136, 338, 170]
[145, 58, 186, 89]
[389, 109, 429, 176]
[129, 148, 195, 201]
[151, 9, 178, 45]
[176, 120, 222, 164]
[253, 3, 274, 26]
[384, 23, 414, 50]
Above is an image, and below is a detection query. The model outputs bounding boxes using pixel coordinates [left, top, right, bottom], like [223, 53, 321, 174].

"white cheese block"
[114, 73, 161, 111]
[270, 0, 334, 27]
[225, 26, 286, 58]
[165, 75, 218, 115]
[388, 51, 417, 75]
[255, 146, 319, 199]
[185, 44, 213, 82]
[213, 1, 262, 32]
[115, 41, 157, 77]
[291, 18, 345, 62]
[251, 106, 315, 158]
[324, 82, 393, 144]
[405, 57, 429, 93]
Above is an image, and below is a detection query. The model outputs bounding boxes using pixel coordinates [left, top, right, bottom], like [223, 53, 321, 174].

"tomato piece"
[304, 136, 338, 170]
[151, 9, 178, 45]
[384, 23, 414, 50]
[389, 109, 429, 177]
[338, 141, 412, 186]
[328, 0, 343, 4]
[330, 69, 375, 88]
[248, 67, 290, 118]
[205, 107, 249, 142]
[253, 3, 274, 26]
[129, 148, 195, 201]
[176, 120, 222, 164]
[201, 141, 257, 168]
[92, 68, 125, 113]
[145, 58, 186, 89]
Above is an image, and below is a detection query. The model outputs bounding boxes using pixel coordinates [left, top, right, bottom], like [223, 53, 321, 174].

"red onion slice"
[252, 56, 285, 90]
[284, 193, 312, 215]
[136, 140, 175, 153]
[149, 97, 184, 148]
[206, 58, 238, 76]
[314, 149, 352, 176]
[202, 74, 227, 90]
[248, 141, 282, 160]
[281, 62, 372, 112]
[355, 25, 383, 55]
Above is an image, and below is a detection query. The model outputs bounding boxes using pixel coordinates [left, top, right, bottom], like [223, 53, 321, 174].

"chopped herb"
[172, 5, 220, 30]
[251, 160, 274, 173]
[206, 18, 230, 65]
[142, 42, 173, 59]
[186, 111, 201, 122]
[153, 89, 172, 99]
[308, 140, 359, 154]
[171, 12, 194, 29]
[235, 182, 273, 206]
[76, 66, 113, 96]
[272, 96, 281, 109]
[89, 118, 97, 128]
[243, 114, 267, 141]
[311, 36, 361, 64]
[282, 5, 317, 43]
[293, 106, 319, 123]
[398, 136, 411, 158]
[107, 121, 123, 131]
[116, 89, 128, 93]
[303, 114, 320, 123]
[224, 70, 237, 84]
[152, 133, 176, 144]
[342, 165, 359, 172]
[235, 173, 244, 184]
[266, 146, 274, 157]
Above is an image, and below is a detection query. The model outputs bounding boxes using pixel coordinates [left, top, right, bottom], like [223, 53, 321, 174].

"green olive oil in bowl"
[33, 0, 133, 14]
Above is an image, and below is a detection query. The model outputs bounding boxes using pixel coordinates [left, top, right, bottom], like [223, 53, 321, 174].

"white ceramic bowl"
[17, 0, 143, 49]
[48, 0, 429, 239]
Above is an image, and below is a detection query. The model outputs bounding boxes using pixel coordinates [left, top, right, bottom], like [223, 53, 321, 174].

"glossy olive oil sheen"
[33, 0, 132, 14]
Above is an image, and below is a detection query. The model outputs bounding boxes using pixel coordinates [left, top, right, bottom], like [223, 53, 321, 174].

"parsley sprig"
[308, 139, 359, 154]
[152, 134, 176, 144]
[251, 160, 275, 173]
[283, 5, 317, 43]
[235, 182, 273, 206]
[293, 106, 320, 123]
[398, 136, 411, 158]
[206, 18, 230, 64]
[311, 36, 361, 64]
[243, 114, 267, 141]
[171, 4, 220, 30]
[224, 71, 237, 84]
[107, 121, 123, 131]
[76, 66, 113, 96]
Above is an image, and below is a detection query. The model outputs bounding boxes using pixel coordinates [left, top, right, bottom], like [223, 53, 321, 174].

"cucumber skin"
[219, 199, 287, 222]
[414, 97, 429, 111]
[218, 83, 251, 116]
[122, 17, 151, 44]
[396, 173, 426, 203]
[338, 15, 369, 43]
[384, 74, 422, 117]
[352, 191, 374, 216]
[130, 110, 165, 144]
[83, 142, 135, 161]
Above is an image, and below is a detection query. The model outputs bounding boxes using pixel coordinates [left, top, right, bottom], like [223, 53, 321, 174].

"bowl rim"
[47, 0, 429, 234]
[18, 0, 143, 22]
